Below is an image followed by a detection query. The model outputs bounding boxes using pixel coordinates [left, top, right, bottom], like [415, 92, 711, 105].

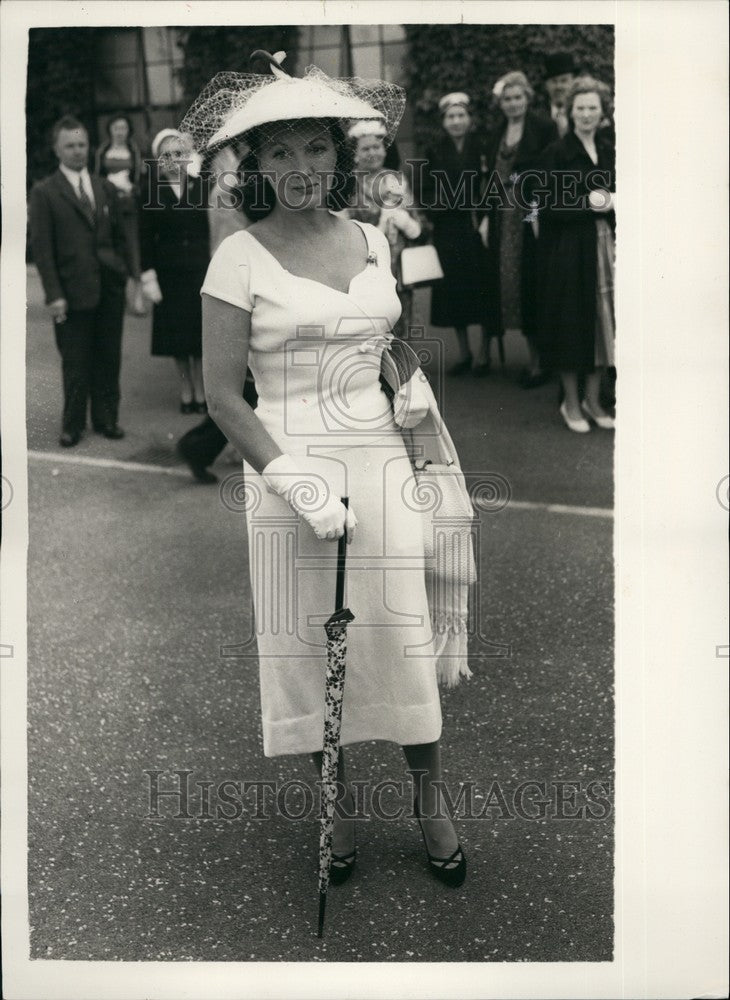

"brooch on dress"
[366, 250, 378, 266]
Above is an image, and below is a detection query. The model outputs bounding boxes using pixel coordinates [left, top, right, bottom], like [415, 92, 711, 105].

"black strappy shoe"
[414, 796, 466, 888]
[329, 847, 357, 885]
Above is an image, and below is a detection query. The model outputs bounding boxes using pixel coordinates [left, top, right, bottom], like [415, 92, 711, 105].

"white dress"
[201, 220, 442, 757]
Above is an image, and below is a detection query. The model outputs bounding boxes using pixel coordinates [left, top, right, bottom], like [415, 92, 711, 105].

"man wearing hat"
[29, 115, 136, 447]
[544, 52, 578, 137]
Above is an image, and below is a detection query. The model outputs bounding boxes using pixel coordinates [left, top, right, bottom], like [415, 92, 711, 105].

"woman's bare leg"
[401, 740, 460, 864]
[559, 371, 582, 421]
[190, 356, 206, 404]
[474, 326, 492, 368]
[454, 326, 471, 363]
[584, 369, 610, 417]
[175, 357, 193, 404]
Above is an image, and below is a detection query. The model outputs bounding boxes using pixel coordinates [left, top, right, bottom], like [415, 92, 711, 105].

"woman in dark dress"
[420, 93, 490, 376]
[539, 77, 616, 433]
[95, 115, 143, 280]
[140, 129, 211, 413]
[483, 72, 557, 387]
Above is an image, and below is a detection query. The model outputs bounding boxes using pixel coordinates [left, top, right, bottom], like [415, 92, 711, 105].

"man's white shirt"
[59, 163, 96, 209]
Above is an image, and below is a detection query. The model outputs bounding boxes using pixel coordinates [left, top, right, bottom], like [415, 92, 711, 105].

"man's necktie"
[554, 108, 569, 138]
[77, 176, 95, 225]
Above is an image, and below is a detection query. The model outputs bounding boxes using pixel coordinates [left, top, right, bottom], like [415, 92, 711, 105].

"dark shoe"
[193, 400, 208, 415]
[329, 847, 357, 886]
[472, 361, 491, 377]
[329, 792, 356, 885]
[59, 430, 81, 448]
[414, 796, 466, 888]
[448, 357, 473, 377]
[180, 400, 196, 414]
[176, 441, 218, 483]
[95, 424, 125, 439]
[520, 369, 550, 389]
[189, 464, 218, 484]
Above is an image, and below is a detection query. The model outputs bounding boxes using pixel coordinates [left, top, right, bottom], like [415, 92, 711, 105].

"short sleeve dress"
[201, 219, 443, 757]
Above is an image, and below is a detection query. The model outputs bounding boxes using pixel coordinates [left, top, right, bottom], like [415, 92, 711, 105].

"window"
[94, 29, 144, 107]
[295, 24, 413, 160]
[93, 28, 184, 152]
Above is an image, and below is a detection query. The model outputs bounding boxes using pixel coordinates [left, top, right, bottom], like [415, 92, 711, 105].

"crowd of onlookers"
[28, 48, 615, 478]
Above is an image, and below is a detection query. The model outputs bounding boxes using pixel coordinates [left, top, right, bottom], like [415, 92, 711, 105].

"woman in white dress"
[190, 55, 467, 886]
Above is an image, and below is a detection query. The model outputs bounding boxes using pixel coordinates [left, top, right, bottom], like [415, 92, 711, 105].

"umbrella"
[317, 496, 355, 938]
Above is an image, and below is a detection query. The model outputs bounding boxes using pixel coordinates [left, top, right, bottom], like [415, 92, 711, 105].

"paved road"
[24, 265, 614, 962]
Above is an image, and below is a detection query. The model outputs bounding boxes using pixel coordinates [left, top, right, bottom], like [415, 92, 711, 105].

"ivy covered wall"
[26, 28, 98, 189]
[404, 24, 615, 152]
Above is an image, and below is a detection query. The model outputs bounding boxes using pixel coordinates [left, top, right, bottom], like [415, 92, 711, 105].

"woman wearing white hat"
[140, 129, 210, 412]
[189, 53, 468, 888]
[419, 92, 491, 375]
[342, 119, 422, 339]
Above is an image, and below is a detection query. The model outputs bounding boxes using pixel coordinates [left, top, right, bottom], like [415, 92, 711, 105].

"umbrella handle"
[335, 497, 348, 612]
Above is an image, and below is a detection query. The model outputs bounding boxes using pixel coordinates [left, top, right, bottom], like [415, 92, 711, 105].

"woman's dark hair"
[565, 76, 613, 126]
[105, 114, 134, 139]
[237, 118, 355, 221]
[95, 114, 142, 182]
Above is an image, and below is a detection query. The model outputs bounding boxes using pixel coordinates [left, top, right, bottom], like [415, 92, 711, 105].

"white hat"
[180, 52, 405, 156]
[207, 76, 384, 148]
[438, 92, 470, 114]
[151, 127, 202, 177]
[151, 128, 183, 159]
[347, 119, 387, 140]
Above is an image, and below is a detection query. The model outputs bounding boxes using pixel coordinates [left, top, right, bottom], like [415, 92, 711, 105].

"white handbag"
[399, 244, 444, 288]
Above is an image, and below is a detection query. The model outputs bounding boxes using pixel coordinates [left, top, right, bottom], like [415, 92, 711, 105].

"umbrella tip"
[317, 892, 327, 938]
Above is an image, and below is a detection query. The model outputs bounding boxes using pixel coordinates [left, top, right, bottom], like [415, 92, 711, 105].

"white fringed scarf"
[380, 344, 476, 687]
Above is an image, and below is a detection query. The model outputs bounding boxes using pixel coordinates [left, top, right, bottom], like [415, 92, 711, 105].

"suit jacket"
[29, 169, 130, 311]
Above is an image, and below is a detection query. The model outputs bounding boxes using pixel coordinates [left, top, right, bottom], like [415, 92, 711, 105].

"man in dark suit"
[544, 52, 577, 138]
[29, 115, 135, 447]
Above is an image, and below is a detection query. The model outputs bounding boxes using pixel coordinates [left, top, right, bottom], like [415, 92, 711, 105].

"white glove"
[478, 215, 489, 247]
[140, 269, 163, 304]
[106, 170, 133, 194]
[185, 151, 203, 179]
[588, 189, 615, 213]
[262, 454, 358, 542]
[393, 371, 430, 429]
[387, 207, 421, 240]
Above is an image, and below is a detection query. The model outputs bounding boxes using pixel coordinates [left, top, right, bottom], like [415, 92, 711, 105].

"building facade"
[90, 25, 415, 161]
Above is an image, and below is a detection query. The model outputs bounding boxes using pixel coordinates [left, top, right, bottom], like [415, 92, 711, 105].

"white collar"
[59, 163, 91, 187]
